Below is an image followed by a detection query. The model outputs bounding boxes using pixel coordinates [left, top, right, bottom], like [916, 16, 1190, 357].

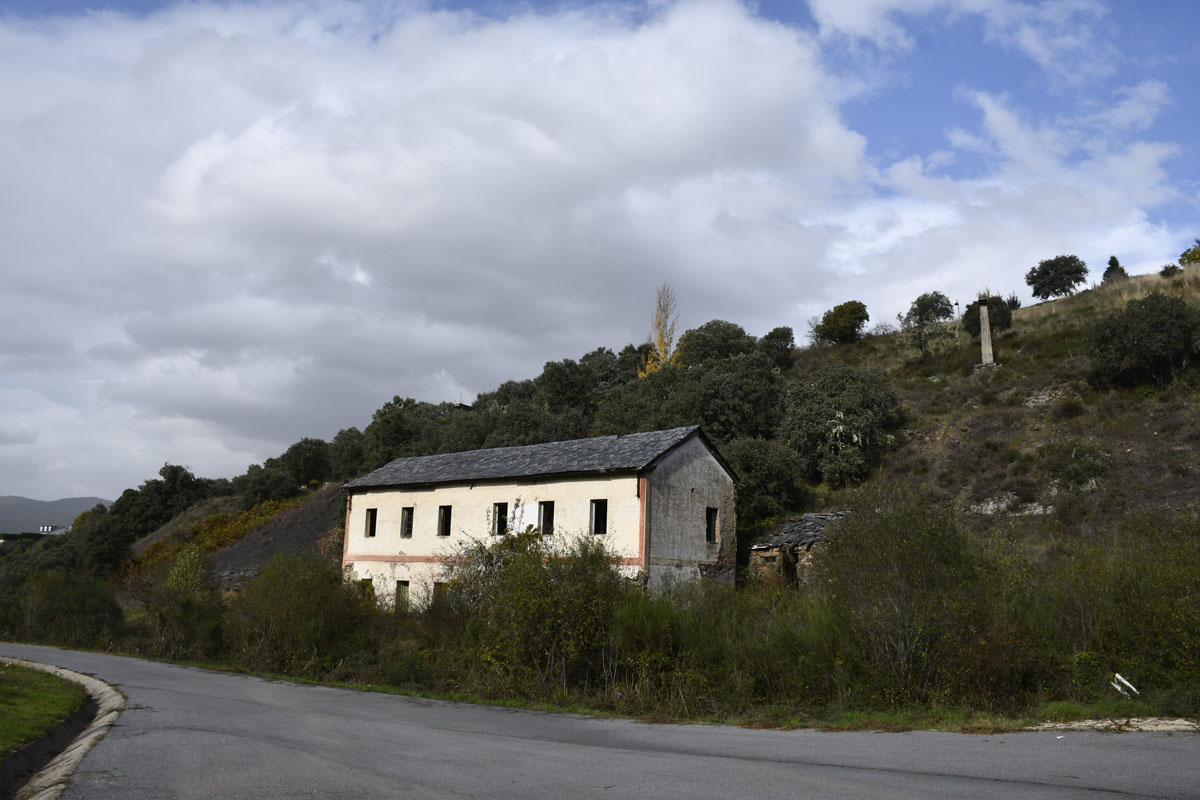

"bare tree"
[638, 283, 681, 377]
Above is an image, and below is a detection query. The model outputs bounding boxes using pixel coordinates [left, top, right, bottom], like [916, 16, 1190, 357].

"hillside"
[0, 495, 110, 534]
[123, 268, 1200, 580]
[798, 269, 1200, 539]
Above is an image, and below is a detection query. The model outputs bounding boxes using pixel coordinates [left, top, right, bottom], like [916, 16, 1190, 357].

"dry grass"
[1017, 268, 1200, 325]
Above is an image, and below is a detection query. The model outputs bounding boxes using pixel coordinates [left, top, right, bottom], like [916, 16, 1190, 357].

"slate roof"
[750, 512, 847, 551]
[345, 426, 710, 490]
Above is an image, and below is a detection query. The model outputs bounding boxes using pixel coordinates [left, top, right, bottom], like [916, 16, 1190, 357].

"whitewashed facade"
[342, 426, 736, 605]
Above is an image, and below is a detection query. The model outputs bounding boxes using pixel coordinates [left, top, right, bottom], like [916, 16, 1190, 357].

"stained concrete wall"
[344, 473, 642, 605]
[645, 435, 737, 590]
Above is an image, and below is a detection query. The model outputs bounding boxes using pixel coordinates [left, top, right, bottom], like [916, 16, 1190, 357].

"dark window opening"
[400, 507, 414, 538]
[705, 507, 719, 543]
[437, 505, 452, 537]
[365, 508, 377, 538]
[538, 501, 555, 535]
[590, 499, 608, 535]
[493, 502, 508, 536]
[395, 580, 409, 611]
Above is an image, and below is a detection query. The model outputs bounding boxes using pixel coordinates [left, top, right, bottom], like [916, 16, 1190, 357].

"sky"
[1, 0, 1197, 501]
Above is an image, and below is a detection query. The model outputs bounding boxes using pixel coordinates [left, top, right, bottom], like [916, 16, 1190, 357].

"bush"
[19, 570, 122, 647]
[778, 363, 900, 486]
[1049, 513, 1200, 697]
[813, 301, 869, 345]
[1160, 263, 1182, 278]
[962, 295, 1013, 339]
[142, 544, 224, 659]
[445, 531, 625, 695]
[1088, 293, 1200, 387]
[1026, 254, 1088, 299]
[224, 552, 376, 677]
[814, 488, 977, 704]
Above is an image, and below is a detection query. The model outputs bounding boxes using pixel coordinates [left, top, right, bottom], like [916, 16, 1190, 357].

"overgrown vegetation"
[3, 486, 1196, 725]
[3, 262, 1199, 728]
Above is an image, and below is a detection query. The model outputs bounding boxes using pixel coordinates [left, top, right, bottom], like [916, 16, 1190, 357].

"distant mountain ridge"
[0, 495, 110, 534]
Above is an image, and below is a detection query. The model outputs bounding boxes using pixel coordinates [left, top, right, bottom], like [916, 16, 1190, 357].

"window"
[395, 580, 409, 611]
[705, 507, 719, 543]
[358, 578, 375, 599]
[432, 581, 448, 601]
[400, 507, 414, 539]
[437, 505, 452, 537]
[590, 499, 608, 535]
[538, 500, 555, 535]
[493, 502, 508, 536]
[365, 508, 377, 538]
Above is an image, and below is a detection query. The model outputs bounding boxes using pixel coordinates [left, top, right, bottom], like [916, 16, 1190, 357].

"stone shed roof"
[345, 426, 719, 490]
[750, 512, 847, 551]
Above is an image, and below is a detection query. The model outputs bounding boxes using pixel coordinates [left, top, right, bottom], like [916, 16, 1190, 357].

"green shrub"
[143, 544, 224, 659]
[18, 570, 122, 646]
[1089, 293, 1200, 387]
[778, 363, 900, 486]
[445, 531, 625, 695]
[224, 552, 376, 677]
[814, 487, 977, 705]
[1049, 513, 1200, 697]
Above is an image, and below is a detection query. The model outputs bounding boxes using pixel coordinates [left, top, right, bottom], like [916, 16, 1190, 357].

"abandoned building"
[342, 425, 737, 606]
[748, 512, 847, 585]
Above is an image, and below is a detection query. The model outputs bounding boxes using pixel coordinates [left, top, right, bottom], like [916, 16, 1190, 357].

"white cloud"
[809, 0, 1114, 87]
[0, 0, 1189, 499]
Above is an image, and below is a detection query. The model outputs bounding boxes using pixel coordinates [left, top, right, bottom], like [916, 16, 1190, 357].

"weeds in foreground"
[4, 488, 1198, 729]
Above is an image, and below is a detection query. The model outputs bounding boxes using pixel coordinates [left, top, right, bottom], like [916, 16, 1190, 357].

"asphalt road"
[3, 642, 1198, 799]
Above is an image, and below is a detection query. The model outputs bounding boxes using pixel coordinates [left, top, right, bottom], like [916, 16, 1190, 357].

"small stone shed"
[748, 512, 847, 585]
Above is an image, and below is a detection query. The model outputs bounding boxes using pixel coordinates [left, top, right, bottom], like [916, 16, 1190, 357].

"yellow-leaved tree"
[638, 283, 682, 378]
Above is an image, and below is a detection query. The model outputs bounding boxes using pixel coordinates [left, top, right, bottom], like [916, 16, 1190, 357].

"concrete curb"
[0, 657, 125, 800]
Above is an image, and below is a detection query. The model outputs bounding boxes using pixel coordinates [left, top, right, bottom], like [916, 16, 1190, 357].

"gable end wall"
[646, 435, 737, 589]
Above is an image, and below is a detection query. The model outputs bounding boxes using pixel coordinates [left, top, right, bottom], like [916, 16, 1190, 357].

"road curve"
[2, 643, 1197, 800]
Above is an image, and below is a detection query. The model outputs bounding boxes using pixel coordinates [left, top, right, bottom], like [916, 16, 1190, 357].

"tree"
[720, 437, 807, 527]
[1088, 293, 1200, 388]
[1103, 256, 1128, 284]
[1179, 238, 1200, 266]
[1025, 255, 1088, 299]
[962, 295, 1013, 339]
[899, 291, 953, 357]
[778, 363, 900, 486]
[757, 326, 795, 371]
[272, 437, 330, 487]
[676, 320, 756, 366]
[813, 300, 869, 345]
[638, 283, 681, 378]
[328, 427, 365, 480]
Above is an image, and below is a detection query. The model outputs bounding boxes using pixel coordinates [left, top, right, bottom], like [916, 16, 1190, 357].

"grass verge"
[0, 662, 88, 758]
